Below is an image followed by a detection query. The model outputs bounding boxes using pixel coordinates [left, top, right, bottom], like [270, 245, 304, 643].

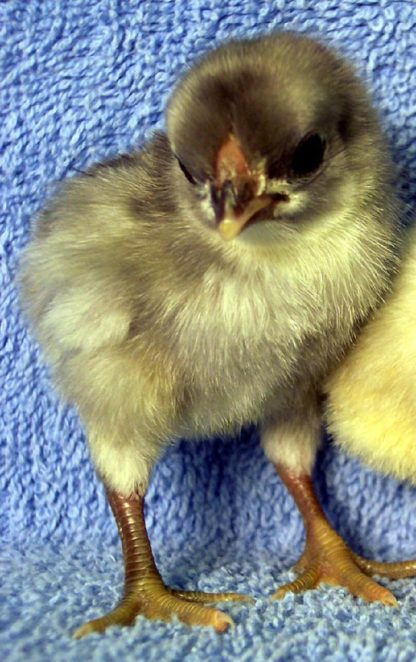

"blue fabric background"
[1, 1, 416, 660]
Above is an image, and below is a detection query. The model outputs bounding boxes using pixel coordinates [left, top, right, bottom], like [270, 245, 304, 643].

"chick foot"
[73, 585, 239, 637]
[74, 489, 247, 637]
[273, 519, 397, 605]
[273, 466, 416, 605]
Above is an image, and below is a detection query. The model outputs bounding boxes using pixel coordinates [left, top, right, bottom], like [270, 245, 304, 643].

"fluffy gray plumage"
[20, 32, 401, 495]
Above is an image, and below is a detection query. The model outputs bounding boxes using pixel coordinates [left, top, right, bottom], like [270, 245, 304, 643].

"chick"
[325, 223, 416, 484]
[20, 33, 411, 636]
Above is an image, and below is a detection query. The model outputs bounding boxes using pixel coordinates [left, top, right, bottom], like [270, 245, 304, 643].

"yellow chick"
[326, 223, 416, 482]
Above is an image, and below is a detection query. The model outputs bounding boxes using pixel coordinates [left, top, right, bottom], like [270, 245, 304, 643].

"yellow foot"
[73, 587, 249, 637]
[272, 521, 408, 606]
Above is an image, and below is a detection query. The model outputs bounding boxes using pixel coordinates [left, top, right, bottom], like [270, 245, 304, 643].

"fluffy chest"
[176, 267, 299, 367]
[169, 259, 337, 433]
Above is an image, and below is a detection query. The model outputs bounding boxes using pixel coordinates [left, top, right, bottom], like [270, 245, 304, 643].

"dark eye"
[177, 158, 197, 185]
[291, 133, 326, 177]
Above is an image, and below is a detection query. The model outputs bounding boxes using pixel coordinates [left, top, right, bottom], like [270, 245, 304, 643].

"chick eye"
[291, 133, 326, 177]
[177, 158, 197, 185]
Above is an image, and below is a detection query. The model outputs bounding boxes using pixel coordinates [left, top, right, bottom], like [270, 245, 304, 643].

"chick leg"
[74, 490, 247, 637]
[273, 466, 416, 604]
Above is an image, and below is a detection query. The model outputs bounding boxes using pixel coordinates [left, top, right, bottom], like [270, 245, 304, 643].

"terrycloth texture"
[1, 0, 416, 659]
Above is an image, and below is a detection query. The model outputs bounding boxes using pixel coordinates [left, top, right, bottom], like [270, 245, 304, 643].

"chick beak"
[213, 134, 271, 241]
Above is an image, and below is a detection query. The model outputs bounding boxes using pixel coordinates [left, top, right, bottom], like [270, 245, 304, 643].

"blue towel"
[1, 1, 416, 659]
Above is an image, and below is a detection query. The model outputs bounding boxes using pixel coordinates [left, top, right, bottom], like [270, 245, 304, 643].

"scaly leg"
[74, 490, 248, 637]
[273, 466, 416, 605]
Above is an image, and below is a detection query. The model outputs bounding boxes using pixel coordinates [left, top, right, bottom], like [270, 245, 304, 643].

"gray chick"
[20, 33, 415, 636]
